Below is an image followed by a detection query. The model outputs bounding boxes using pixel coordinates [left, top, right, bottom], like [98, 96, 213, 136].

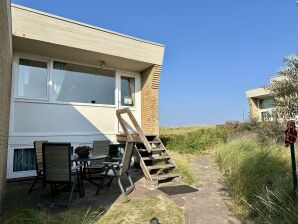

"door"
[117, 72, 141, 134]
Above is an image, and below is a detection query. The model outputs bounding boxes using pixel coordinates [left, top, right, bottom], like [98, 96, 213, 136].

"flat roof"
[11, 3, 164, 47]
[245, 87, 272, 98]
[11, 3, 165, 70]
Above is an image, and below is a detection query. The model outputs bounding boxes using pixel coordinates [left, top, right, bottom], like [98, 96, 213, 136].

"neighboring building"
[0, 2, 165, 182]
[245, 77, 277, 121]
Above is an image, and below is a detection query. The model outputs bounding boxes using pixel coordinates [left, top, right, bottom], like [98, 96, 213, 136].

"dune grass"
[160, 126, 227, 154]
[0, 196, 184, 224]
[98, 195, 184, 224]
[160, 125, 215, 135]
[0, 207, 103, 224]
[215, 138, 298, 223]
[160, 126, 226, 185]
[169, 151, 197, 185]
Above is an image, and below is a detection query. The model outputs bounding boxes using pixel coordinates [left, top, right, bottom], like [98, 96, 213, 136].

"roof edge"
[11, 3, 165, 48]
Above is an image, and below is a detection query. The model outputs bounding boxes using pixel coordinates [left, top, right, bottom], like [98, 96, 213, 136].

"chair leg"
[50, 184, 55, 198]
[107, 177, 114, 188]
[77, 172, 84, 197]
[127, 172, 135, 191]
[117, 177, 127, 199]
[28, 176, 39, 194]
[68, 181, 76, 208]
[37, 182, 46, 206]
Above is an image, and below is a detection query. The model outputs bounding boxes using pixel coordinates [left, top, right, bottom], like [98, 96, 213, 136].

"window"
[13, 148, 36, 172]
[17, 59, 48, 99]
[261, 111, 272, 122]
[121, 76, 135, 106]
[259, 98, 274, 109]
[52, 61, 115, 105]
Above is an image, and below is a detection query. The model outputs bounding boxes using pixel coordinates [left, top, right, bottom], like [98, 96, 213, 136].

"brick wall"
[0, 0, 12, 210]
[141, 65, 161, 135]
[248, 98, 259, 120]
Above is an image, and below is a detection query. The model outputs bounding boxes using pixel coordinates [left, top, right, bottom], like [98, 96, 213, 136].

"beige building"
[0, 1, 165, 207]
[245, 77, 278, 121]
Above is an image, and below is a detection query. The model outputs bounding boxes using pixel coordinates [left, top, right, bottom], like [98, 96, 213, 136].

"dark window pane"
[19, 59, 47, 68]
[13, 148, 36, 172]
[121, 76, 135, 106]
[259, 98, 274, 109]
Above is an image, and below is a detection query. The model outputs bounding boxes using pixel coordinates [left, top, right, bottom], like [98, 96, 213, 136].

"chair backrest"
[93, 140, 110, 156]
[34, 140, 48, 173]
[119, 141, 135, 175]
[42, 142, 72, 183]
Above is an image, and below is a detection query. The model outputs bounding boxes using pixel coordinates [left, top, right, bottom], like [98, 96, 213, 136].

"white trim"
[13, 99, 117, 108]
[10, 131, 118, 137]
[257, 98, 274, 121]
[14, 55, 50, 101]
[259, 109, 274, 122]
[7, 145, 37, 179]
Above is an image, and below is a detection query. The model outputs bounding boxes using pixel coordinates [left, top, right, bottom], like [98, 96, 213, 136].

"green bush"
[160, 127, 228, 154]
[223, 120, 285, 144]
[215, 139, 298, 223]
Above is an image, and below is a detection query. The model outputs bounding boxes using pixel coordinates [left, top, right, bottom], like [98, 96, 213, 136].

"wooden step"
[142, 155, 171, 161]
[138, 147, 165, 153]
[145, 134, 158, 138]
[148, 140, 161, 144]
[147, 164, 176, 170]
[152, 173, 180, 181]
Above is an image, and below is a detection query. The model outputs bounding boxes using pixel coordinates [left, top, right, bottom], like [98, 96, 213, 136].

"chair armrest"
[73, 164, 84, 170]
[101, 161, 120, 166]
[111, 157, 122, 162]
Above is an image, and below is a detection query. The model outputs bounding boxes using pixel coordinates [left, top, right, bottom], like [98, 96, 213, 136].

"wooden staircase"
[116, 108, 180, 185]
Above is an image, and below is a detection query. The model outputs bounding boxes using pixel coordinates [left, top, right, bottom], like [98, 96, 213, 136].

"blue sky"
[12, 0, 298, 126]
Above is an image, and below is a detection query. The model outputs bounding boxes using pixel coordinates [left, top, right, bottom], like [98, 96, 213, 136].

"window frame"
[7, 145, 37, 179]
[15, 55, 50, 101]
[51, 60, 116, 106]
[13, 53, 118, 108]
[120, 75, 136, 107]
[258, 98, 274, 122]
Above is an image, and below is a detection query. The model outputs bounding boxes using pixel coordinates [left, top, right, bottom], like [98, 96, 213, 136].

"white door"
[117, 71, 141, 134]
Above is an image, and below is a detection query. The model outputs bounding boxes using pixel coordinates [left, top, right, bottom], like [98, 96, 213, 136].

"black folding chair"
[96, 141, 135, 199]
[85, 140, 110, 177]
[37, 142, 83, 208]
[28, 140, 47, 194]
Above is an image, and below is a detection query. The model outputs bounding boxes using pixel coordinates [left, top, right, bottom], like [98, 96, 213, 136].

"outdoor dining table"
[71, 154, 107, 163]
[71, 154, 108, 197]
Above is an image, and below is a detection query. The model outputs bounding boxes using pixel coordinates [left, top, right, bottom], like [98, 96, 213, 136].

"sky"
[11, 0, 298, 126]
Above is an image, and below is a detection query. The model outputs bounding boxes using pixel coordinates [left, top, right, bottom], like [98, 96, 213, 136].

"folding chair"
[96, 141, 135, 199]
[37, 142, 83, 208]
[28, 140, 47, 194]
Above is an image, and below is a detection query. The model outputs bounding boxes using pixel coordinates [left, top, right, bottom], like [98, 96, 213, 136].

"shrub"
[224, 120, 285, 144]
[215, 139, 297, 223]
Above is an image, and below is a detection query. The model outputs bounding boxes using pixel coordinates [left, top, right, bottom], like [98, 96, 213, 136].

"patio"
[2, 167, 157, 211]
